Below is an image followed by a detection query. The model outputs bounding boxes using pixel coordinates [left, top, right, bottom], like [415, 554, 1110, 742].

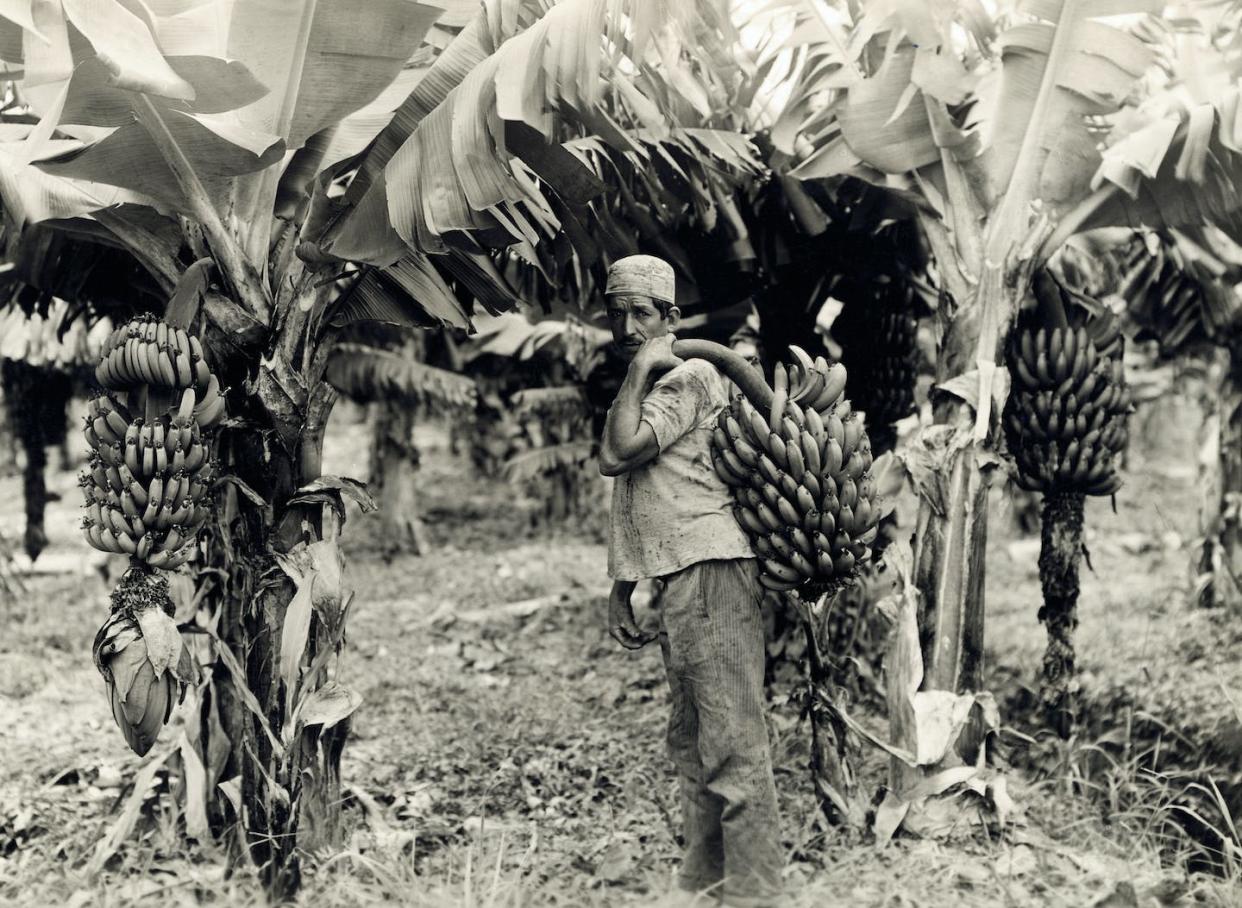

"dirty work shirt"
[607, 358, 754, 580]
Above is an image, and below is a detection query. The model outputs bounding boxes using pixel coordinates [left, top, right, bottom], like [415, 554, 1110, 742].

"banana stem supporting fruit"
[671, 339, 774, 413]
[801, 596, 868, 829]
[1037, 490, 1085, 738]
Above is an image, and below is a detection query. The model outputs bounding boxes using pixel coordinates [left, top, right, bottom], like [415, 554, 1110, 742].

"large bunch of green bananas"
[1003, 323, 1131, 495]
[837, 292, 919, 444]
[1118, 229, 1242, 352]
[80, 317, 223, 569]
[709, 346, 879, 594]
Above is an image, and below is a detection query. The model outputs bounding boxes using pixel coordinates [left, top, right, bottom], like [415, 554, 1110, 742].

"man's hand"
[631, 334, 682, 376]
[609, 582, 655, 650]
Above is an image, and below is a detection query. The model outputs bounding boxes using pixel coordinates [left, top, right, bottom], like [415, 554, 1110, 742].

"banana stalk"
[1038, 490, 1085, 737]
[801, 592, 868, 829]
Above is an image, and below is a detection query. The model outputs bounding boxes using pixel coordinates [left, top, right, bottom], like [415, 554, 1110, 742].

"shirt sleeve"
[640, 362, 715, 453]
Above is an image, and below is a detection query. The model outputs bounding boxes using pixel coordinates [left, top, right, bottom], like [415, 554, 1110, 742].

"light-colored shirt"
[607, 358, 755, 581]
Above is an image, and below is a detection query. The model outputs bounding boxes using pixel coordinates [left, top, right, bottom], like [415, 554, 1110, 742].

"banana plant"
[325, 328, 479, 556]
[765, 0, 1242, 832]
[1112, 226, 1242, 610]
[0, 0, 752, 895]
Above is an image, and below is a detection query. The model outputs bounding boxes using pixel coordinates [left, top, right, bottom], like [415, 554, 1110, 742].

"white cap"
[605, 254, 675, 304]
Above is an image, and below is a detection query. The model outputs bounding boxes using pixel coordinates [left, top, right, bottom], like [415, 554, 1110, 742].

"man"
[597, 254, 784, 906]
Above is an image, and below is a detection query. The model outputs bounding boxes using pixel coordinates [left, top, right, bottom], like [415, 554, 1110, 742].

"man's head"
[604, 255, 679, 361]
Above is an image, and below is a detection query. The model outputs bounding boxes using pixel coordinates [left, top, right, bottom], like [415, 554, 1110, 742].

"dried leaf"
[210, 637, 282, 756]
[910, 690, 976, 765]
[873, 789, 910, 847]
[217, 776, 241, 814]
[178, 732, 210, 841]
[87, 746, 173, 875]
[278, 582, 314, 704]
[298, 680, 362, 730]
[135, 606, 181, 679]
[292, 475, 377, 514]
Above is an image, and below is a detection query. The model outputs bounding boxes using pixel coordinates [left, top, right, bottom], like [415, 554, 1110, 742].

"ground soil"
[0, 396, 1239, 907]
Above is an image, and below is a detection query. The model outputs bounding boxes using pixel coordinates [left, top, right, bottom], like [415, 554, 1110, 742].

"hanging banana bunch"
[79, 315, 224, 755]
[834, 271, 922, 455]
[1002, 270, 1133, 736]
[1118, 231, 1214, 353]
[676, 341, 880, 597]
[1003, 318, 1131, 497]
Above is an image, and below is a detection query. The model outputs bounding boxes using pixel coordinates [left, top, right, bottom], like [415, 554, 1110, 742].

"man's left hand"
[609, 586, 656, 650]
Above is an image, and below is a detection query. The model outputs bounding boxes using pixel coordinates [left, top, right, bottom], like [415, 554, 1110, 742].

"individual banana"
[778, 472, 800, 503]
[842, 418, 863, 463]
[824, 439, 844, 476]
[785, 438, 805, 480]
[759, 571, 800, 592]
[800, 471, 821, 501]
[761, 558, 800, 583]
[769, 363, 788, 429]
[767, 432, 789, 470]
[173, 332, 193, 387]
[711, 453, 738, 488]
[776, 495, 800, 527]
[789, 526, 815, 561]
[788, 547, 816, 579]
[183, 443, 206, 473]
[755, 500, 783, 532]
[735, 505, 767, 537]
[808, 362, 847, 412]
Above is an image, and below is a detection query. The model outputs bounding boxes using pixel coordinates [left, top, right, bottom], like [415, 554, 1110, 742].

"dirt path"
[1, 401, 1239, 906]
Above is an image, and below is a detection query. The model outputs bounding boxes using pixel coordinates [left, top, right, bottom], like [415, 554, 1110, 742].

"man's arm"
[599, 359, 660, 477]
[599, 335, 683, 476]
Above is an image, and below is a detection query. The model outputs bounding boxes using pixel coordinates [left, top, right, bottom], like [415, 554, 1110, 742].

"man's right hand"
[631, 334, 682, 377]
[609, 583, 655, 650]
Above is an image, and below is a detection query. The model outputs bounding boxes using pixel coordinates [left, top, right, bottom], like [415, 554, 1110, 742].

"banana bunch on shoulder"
[1003, 319, 1131, 496]
[705, 344, 880, 596]
[95, 316, 226, 428]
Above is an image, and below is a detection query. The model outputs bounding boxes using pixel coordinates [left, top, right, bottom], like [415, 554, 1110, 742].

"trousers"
[657, 558, 783, 906]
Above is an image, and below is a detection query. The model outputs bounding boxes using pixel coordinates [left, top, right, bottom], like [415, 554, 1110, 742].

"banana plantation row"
[0, 0, 1240, 897]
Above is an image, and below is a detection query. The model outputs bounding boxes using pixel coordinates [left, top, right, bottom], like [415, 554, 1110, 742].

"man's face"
[606, 294, 677, 361]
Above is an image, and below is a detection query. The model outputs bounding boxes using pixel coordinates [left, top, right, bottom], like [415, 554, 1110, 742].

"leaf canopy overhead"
[0, 0, 772, 335]
[771, 0, 1242, 264]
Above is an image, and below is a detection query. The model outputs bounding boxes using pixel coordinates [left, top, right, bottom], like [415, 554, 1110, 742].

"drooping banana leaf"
[979, 0, 1161, 259]
[325, 341, 479, 409]
[1043, 88, 1242, 254]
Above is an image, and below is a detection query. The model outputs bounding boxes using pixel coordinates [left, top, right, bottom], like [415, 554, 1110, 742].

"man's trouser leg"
[659, 558, 783, 905]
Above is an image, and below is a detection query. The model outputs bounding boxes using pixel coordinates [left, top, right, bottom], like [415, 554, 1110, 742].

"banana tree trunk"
[912, 409, 989, 687]
[1037, 491, 1085, 736]
[908, 261, 1017, 762]
[370, 399, 427, 555]
[1201, 348, 1242, 611]
[190, 296, 349, 899]
[0, 360, 66, 561]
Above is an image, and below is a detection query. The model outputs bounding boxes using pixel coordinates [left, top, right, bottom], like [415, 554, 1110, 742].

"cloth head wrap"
[605, 255, 675, 304]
